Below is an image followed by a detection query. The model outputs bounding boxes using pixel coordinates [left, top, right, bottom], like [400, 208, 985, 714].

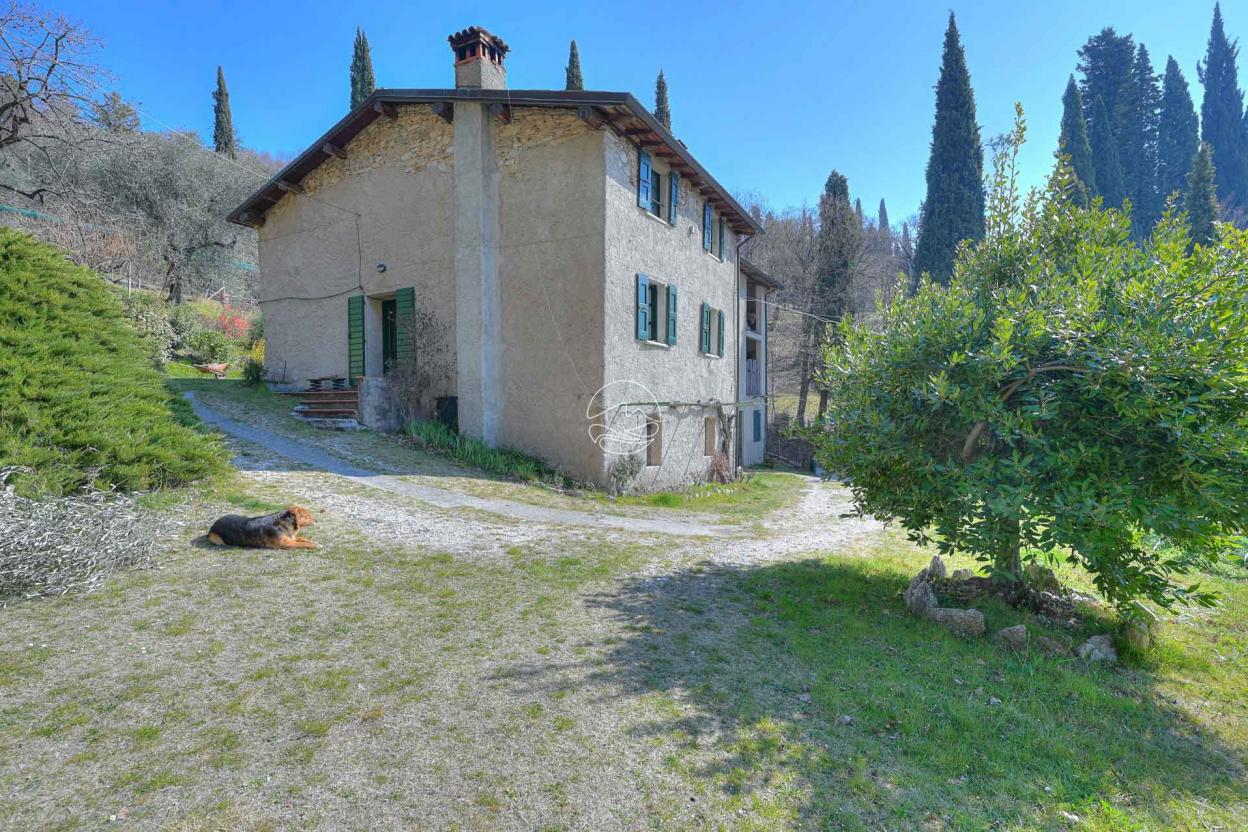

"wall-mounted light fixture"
[376, 263, 387, 273]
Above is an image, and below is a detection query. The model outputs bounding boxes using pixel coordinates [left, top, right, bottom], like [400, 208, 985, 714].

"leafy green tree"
[913, 13, 984, 285]
[1058, 75, 1097, 205]
[212, 66, 236, 159]
[350, 27, 376, 110]
[654, 70, 670, 130]
[1185, 141, 1219, 246]
[565, 40, 583, 90]
[1089, 94, 1126, 206]
[1157, 56, 1200, 206]
[91, 91, 139, 133]
[809, 109, 1247, 614]
[1198, 3, 1248, 209]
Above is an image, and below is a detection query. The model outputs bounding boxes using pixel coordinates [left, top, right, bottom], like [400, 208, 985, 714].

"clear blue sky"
[55, 0, 1228, 225]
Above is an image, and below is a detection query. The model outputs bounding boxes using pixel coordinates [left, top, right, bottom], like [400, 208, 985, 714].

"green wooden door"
[381, 298, 397, 372]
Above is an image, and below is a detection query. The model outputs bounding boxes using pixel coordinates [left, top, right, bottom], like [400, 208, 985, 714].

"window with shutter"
[702, 202, 713, 251]
[347, 295, 366, 382]
[395, 287, 415, 365]
[700, 303, 711, 353]
[668, 173, 679, 225]
[638, 152, 652, 210]
[716, 309, 725, 357]
[719, 217, 727, 258]
[666, 284, 678, 345]
[635, 273, 651, 340]
[650, 169, 662, 215]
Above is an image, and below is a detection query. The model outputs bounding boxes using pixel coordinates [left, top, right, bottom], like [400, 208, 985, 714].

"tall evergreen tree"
[1185, 141, 1219, 245]
[1123, 44, 1161, 233]
[1157, 56, 1200, 206]
[350, 27, 376, 110]
[877, 198, 890, 234]
[1077, 27, 1136, 135]
[1058, 75, 1097, 205]
[1198, 3, 1248, 209]
[1089, 94, 1126, 206]
[654, 70, 671, 130]
[913, 13, 984, 284]
[565, 40, 583, 90]
[211, 66, 236, 159]
[814, 170, 862, 418]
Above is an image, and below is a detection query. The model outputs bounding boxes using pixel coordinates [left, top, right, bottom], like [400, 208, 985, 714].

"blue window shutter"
[635, 273, 650, 340]
[666, 284, 678, 345]
[638, 152, 652, 210]
[700, 303, 711, 353]
[717, 309, 725, 357]
[719, 217, 727, 258]
[702, 203, 713, 251]
[753, 409, 762, 442]
[668, 173, 679, 225]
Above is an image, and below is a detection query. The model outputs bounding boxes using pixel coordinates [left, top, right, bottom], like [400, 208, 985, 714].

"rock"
[926, 555, 948, 581]
[988, 696, 1002, 706]
[929, 607, 986, 637]
[1024, 562, 1062, 592]
[991, 624, 1028, 650]
[835, 714, 854, 726]
[1058, 810, 1081, 825]
[1035, 635, 1072, 657]
[1076, 634, 1118, 663]
[951, 568, 975, 581]
[796, 693, 812, 703]
[1125, 621, 1151, 652]
[903, 574, 938, 618]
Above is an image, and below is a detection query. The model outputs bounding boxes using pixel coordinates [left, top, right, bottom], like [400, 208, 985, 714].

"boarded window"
[704, 415, 717, 456]
[646, 414, 662, 466]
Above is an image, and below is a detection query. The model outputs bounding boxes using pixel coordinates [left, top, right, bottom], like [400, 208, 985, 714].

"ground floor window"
[646, 414, 663, 466]
[704, 414, 717, 456]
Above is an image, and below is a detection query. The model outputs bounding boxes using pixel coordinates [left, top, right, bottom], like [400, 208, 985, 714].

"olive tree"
[811, 110, 1248, 613]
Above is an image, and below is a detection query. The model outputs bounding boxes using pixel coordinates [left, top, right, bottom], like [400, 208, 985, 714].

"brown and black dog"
[207, 506, 317, 549]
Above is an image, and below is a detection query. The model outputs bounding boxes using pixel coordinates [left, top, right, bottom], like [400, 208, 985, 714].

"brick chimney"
[448, 26, 509, 90]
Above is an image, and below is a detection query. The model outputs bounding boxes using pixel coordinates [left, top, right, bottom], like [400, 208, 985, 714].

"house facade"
[228, 26, 775, 490]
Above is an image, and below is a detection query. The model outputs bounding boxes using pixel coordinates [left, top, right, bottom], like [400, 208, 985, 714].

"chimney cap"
[448, 26, 510, 58]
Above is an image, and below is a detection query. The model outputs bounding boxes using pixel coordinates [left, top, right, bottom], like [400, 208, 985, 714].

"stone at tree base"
[926, 555, 948, 580]
[903, 573, 938, 617]
[951, 568, 974, 581]
[1125, 621, 1152, 652]
[991, 624, 1028, 650]
[1024, 562, 1062, 592]
[1034, 635, 1072, 657]
[929, 607, 986, 637]
[1076, 634, 1118, 663]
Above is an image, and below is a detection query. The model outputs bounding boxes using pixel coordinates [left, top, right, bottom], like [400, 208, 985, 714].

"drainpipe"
[734, 232, 749, 469]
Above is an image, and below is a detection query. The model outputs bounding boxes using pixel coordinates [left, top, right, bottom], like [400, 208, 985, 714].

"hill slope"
[0, 230, 227, 496]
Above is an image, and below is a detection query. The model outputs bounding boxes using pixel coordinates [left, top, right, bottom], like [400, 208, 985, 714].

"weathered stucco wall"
[601, 129, 739, 490]
[493, 109, 607, 482]
[257, 107, 456, 392]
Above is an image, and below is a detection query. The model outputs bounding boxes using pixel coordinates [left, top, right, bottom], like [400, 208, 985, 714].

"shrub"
[168, 303, 204, 350]
[242, 358, 265, 385]
[808, 110, 1248, 614]
[0, 229, 227, 496]
[404, 418, 565, 486]
[218, 309, 249, 340]
[186, 329, 234, 364]
[120, 292, 175, 367]
[246, 313, 264, 347]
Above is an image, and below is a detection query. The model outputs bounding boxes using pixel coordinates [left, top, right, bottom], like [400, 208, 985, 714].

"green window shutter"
[347, 294, 366, 381]
[716, 309, 725, 357]
[666, 284, 678, 345]
[636, 273, 650, 340]
[668, 173, 679, 225]
[395, 287, 415, 364]
[700, 303, 711, 353]
[702, 203, 713, 251]
[719, 217, 727, 258]
[638, 152, 652, 209]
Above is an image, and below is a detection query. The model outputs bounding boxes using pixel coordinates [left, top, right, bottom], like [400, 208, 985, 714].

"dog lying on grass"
[207, 506, 317, 549]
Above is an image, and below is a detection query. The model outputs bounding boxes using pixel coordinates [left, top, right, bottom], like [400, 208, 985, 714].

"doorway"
[381, 298, 398, 373]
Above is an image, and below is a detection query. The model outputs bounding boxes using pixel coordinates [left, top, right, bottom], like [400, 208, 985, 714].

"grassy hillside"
[0, 230, 227, 496]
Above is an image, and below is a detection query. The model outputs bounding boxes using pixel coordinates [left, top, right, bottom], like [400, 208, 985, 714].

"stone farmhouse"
[228, 26, 777, 489]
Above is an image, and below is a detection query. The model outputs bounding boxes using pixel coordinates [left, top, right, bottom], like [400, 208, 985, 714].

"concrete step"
[294, 405, 358, 418]
[295, 415, 363, 431]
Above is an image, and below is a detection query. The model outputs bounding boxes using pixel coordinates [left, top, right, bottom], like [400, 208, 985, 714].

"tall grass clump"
[0, 230, 228, 497]
[404, 417, 566, 486]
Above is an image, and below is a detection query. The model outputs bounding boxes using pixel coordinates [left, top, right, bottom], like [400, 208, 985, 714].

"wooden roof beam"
[373, 100, 398, 120]
[577, 105, 606, 129]
[277, 180, 304, 195]
[489, 102, 511, 123]
[431, 101, 454, 123]
[321, 142, 347, 160]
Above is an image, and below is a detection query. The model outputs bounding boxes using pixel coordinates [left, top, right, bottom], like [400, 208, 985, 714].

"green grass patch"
[0, 230, 228, 496]
[404, 417, 567, 486]
[615, 471, 808, 519]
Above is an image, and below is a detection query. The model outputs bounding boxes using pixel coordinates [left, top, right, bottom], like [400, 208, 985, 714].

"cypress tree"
[1157, 56, 1200, 207]
[212, 66, 236, 159]
[565, 40, 583, 90]
[1058, 75, 1098, 205]
[1077, 27, 1135, 132]
[878, 198, 890, 234]
[1185, 141, 1219, 245]
[654, 71, 671, 130]
[1198, 3, 1248, 209]
[913, 13, 984, 285]
[1089, 94, 1126, 206]
[350, 27, 376, 110]
[1123, 44, 1161, 234]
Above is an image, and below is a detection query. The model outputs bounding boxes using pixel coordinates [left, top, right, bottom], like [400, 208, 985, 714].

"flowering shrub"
[218, 310, 250, 339]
